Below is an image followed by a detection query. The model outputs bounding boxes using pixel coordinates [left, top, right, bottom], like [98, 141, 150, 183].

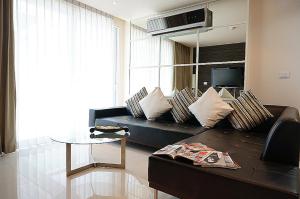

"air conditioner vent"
[147, 7, 213, 36]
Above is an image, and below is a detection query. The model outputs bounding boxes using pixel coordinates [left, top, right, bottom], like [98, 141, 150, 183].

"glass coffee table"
[50, 130, 130, 177]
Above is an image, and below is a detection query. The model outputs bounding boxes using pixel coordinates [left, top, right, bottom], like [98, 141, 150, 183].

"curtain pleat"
[0, 0, 17, 153]
[14, 0, 116, 148]
[173, 42, 192, 90]
[130, 25, 174, 94]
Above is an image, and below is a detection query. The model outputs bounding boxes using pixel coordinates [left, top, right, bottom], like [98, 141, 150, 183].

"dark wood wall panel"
[193, 42, 246, 93]
[193, 43, 246, 63]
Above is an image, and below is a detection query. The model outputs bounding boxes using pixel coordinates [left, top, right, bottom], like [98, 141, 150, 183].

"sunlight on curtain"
[130, 25, 174, 95]
[130, 25, 159, 93]
[130, 25, 159, 67]
[160, 38, 174, 96]
[14, 0, 116, 148]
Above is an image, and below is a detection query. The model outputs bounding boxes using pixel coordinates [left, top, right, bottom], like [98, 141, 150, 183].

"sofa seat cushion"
[148, 129, 299, 199]
[96, 115, 205, 135]
[95, 115, 207, 148]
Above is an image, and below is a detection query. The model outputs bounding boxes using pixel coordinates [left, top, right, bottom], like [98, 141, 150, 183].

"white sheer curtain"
[14, 0, 116, 148]
[130, 25, 174, 95]
[130, 25, 159, 94]
[160, 38, 174, 96]
[130, 25, 160, 67]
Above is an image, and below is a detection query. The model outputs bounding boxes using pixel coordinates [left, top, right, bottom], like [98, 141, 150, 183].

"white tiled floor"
[0, 142, 176, 199]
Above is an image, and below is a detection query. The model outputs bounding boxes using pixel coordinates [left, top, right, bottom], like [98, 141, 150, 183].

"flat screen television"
[211, 67, 244, 87]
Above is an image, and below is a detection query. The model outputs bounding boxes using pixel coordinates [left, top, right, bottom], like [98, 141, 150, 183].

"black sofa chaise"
[89, 105, 300, 199]
[149, 129, 299, 199]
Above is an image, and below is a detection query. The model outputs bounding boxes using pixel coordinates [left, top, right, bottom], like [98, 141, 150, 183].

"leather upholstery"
[89, 107, 130, 126]
[251, 105, 286, 134]
[89, 105, 300, 198]
[89, 106, 300, 163]
[95, 115, 206, 149]
[261, 107, 300, 166]
[149, 129, 299, 199]
[265, 105, 287, 118]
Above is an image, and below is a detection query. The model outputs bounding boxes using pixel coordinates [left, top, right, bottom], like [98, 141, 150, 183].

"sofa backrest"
[143, 105, 290, 132]
[265, 105, 287, 118]
[250, 105, 287, 134]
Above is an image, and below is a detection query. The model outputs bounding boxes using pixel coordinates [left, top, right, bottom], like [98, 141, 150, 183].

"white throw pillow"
[219, 88, 234, 99]
[218, 88, 235, 102]
[188, 87, 233, 128]
[139, 87, 172, 120]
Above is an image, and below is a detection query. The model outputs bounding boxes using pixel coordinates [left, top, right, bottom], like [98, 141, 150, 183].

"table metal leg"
[66, 143, 71, 175]
[154, 189, 158, 199]
[65, 138, 127, 177]
[120, 138, 126, 169]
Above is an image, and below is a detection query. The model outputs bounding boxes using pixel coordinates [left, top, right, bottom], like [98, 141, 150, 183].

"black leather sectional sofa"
[89, 105, 300, 199]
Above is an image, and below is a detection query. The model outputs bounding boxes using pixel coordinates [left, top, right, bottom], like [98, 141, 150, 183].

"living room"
[0, 0, 300, 199]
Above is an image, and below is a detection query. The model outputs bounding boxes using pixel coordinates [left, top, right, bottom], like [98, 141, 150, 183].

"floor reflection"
[0, 142, 176, 199]
[65, 169, 152, 199]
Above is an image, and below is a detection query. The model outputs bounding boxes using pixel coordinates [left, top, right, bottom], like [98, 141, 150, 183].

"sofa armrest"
[89, 106, 130, 127]
[261, 107, 300, 166]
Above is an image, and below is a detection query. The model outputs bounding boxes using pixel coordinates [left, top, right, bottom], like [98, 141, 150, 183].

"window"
[14, 0, 118, 147]
[129, 25, 174, 95]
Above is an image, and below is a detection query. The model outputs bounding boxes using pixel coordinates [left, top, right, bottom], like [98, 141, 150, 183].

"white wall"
[245, 0, 300, 110]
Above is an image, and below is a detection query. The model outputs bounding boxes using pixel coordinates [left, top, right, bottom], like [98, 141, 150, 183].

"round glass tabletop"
[50, 130, 130, 145]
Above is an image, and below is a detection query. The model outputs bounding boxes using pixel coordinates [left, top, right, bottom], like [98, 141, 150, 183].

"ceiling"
[78, 0, 248, 47]
[168, 24, 246, 47]
[77, 0, 208, 20]
[168, 0, 248, 47]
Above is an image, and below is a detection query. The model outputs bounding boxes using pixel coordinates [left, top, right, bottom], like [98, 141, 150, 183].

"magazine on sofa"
[193, 151, 240, 169]
[153, 143, 240, 169]
[153, 143, 214, 162]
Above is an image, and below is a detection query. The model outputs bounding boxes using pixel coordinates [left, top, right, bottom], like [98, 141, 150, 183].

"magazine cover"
[153, 143, 214, 162]
[153, 144, 183, 159]
[153, 143, 208, 161]
[153, 143, 241, 170]
[194, 151, 241, 169]
[183, 143, 215, 152]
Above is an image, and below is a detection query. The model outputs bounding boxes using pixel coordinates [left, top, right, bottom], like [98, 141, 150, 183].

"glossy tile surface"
[0, 142, 177, 199]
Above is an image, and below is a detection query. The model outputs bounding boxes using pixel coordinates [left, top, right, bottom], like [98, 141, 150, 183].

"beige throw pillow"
[219, 88, 235, 103]
[188, 87, 233, 128]
[139, 87, 172, 120]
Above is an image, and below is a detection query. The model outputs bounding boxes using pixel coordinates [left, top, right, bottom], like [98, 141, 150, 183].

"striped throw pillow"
[169, 87, 197, 123]
[192, 88, 203, 98]
[228, 90, 273, 131]
[126, 87, 148, 118]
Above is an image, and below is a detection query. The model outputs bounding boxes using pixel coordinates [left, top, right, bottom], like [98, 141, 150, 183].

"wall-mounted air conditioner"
[147, 7, 213, 36]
